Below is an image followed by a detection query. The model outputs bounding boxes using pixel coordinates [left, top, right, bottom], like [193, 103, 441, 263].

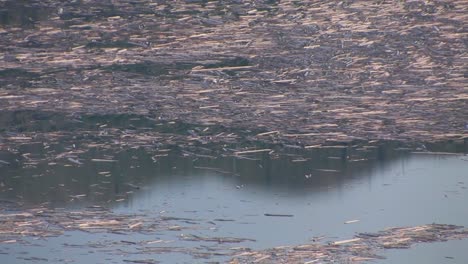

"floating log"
[264, 213, 294, 217]
[234, 149, 272, 155]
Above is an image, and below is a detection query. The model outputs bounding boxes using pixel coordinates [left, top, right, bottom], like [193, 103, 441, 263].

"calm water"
[1, 145, 467, 263]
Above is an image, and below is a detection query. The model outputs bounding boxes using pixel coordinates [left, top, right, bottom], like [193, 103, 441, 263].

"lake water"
[1, 144, 467, 263]
[1, 0, 467, 262]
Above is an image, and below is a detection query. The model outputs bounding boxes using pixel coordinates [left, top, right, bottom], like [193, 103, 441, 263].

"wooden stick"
[234, 149, 272, 155]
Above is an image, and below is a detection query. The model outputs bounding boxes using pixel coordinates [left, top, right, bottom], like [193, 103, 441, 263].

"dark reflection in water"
[1, 110, 468, 263]
[1, 143, 468, 263]
[0, 143, 405, 208]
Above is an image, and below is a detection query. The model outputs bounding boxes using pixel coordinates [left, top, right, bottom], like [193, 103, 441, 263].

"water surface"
[1, 145, 467, 263]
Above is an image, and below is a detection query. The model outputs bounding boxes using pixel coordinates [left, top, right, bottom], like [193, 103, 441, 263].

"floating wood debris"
[332, 238, 361, 245]
[234, 149, 272, 155]
[180, 234, 255, 244]
[230, 224, 468, 263]
[256, 131, 280, 137]
[0, 204, 467, 263]
[0, 0, 467, 262]
[264, 213, 294, 217]
[91, 159, 118, 163]
[344, 220, 360, 224]
[0, 0, 466, 159]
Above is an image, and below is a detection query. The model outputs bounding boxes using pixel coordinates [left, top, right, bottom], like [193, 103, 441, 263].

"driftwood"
[230, 224, 468, 263]
[1, 204, 467, 263]
[0, 1, 467, 263]
[0, 0, 466, 156]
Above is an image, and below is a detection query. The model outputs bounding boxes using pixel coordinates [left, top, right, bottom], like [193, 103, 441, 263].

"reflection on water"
[118, 152, 468, 249]
[1, 111, 468, 263]
[0, 143, 404, 208]
[1, 145, 468, 248]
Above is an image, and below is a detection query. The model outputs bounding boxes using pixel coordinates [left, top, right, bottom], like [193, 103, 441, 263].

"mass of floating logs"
[1, 206, 466, 263]
[0, 1, 467, 261]
[229, 224, 468, 263]
[0, 0, 466, 157]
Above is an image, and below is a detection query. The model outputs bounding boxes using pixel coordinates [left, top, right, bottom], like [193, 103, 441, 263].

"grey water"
[0, 144, 467, 263]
